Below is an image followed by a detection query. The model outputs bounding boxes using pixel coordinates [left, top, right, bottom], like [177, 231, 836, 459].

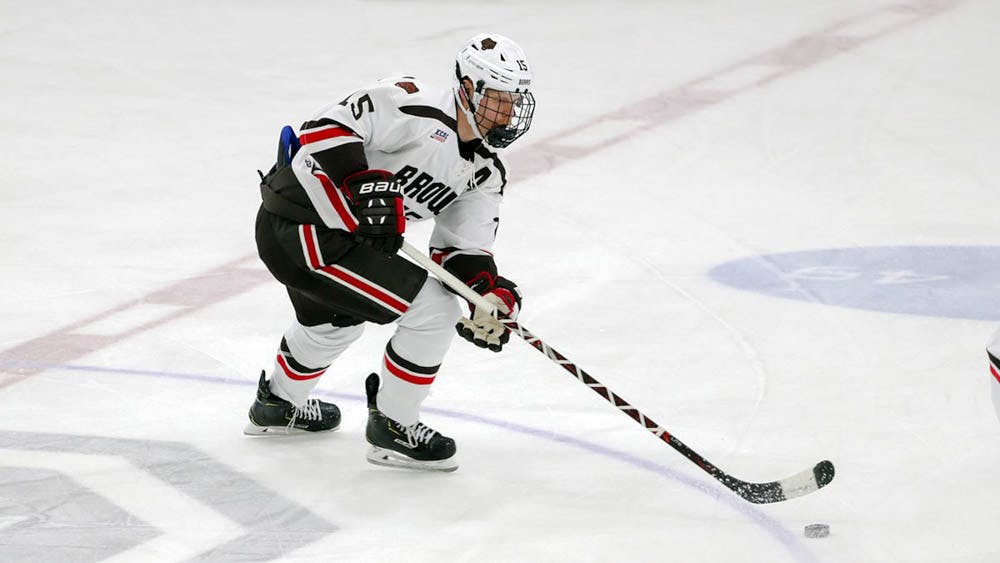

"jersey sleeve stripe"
[299, 125, 357, 146]
[301, 118, 357, 133]
[313, 172, 358, 231]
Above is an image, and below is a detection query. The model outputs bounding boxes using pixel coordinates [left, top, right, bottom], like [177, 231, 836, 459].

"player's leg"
[988, 328, 1000, 425]
[247, 208, 359, 434]
[248, 206, 429, 435]
[365, 277, 463, 471]
[245, 318, 364, 435]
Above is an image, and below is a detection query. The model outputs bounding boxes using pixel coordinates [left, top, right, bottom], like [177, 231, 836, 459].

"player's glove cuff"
[341, 169, 405, 254]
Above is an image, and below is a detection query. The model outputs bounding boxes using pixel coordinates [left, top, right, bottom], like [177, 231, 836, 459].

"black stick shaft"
[398, 243, 830, 503]
[505, 320, 739, 491]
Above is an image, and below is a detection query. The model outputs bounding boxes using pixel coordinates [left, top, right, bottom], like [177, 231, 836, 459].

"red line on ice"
[0, 0, 963, 389]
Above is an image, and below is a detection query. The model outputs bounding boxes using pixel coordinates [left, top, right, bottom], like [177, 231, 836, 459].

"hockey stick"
[401, 242, 834, 504]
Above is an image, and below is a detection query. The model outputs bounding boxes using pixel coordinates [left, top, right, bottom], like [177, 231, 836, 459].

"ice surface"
[2, 0, 999, 561]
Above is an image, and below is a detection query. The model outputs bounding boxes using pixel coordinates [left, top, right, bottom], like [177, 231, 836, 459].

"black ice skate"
[244, 371, 341, 435]
[364, 373, 457, 472]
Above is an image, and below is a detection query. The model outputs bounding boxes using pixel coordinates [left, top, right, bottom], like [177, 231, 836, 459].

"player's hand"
[456, 277, 521, 352]
[342, 169, 405, 254]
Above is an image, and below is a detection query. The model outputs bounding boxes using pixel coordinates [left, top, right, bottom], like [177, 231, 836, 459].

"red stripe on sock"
[384, 355, 435, 385]
[277, 354, 326, 381]
[990, 363, 1000, 384]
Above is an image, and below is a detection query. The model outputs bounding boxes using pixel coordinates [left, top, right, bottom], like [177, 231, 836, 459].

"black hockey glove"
[456, 276, 522, 352]
[341, 169, 405, 254]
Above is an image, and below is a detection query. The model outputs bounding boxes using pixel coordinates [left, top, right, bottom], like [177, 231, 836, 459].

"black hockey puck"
[804, 523, 830, 538]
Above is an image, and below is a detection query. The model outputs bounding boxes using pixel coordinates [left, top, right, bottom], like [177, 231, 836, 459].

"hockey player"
[244, 33, 535, 472]
[988, 329, 1000, 424]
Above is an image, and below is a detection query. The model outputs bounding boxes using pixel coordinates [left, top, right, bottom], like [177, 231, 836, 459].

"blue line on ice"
[0, 359, 819, 562]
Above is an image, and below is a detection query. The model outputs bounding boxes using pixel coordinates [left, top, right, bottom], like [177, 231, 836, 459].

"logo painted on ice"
[708, 245, 1000, 320]
[0, 431, 335, 559]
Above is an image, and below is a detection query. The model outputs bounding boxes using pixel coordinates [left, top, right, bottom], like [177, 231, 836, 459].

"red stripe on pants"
[302, 224, 321, 269]
[319, 265, 409, 315]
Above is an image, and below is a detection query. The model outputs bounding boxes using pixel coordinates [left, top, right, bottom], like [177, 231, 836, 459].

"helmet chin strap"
[454, 83, 485, 143]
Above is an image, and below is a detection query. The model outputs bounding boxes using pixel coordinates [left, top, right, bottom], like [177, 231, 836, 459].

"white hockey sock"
[269, 322, 364, 406]
[379, 341, 438, 426]
[377, 278, 460, 426]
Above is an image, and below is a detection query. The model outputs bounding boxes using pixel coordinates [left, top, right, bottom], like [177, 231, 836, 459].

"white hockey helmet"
[454, 33, 535, 148]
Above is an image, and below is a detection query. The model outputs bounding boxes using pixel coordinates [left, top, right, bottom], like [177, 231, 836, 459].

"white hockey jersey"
[287, 76, 508, 260]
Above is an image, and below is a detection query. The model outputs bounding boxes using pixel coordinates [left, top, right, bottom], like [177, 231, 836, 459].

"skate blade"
[243, 422, 339, 436]
[366, 446, 458, 472]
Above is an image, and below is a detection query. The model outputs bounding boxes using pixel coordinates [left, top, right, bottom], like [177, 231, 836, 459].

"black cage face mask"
[474, 88, 535, 148]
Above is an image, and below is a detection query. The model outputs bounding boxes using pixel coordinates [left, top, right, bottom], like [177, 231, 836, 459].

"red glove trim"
[491, 287, 518, 314]
[395, 198, 406, 234]
[464, 271, 497, 295]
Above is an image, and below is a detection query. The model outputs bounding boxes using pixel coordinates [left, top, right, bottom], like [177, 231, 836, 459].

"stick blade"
[813, 459, 836, 488]
[734, 459, 836, 504]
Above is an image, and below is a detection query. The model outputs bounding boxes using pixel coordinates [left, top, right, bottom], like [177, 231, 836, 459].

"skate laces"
[403, 422, 437, 447]
[288, 399, 323, 427]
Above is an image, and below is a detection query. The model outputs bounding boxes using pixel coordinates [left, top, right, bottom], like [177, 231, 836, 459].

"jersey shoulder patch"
[394, 81, 419, 94]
